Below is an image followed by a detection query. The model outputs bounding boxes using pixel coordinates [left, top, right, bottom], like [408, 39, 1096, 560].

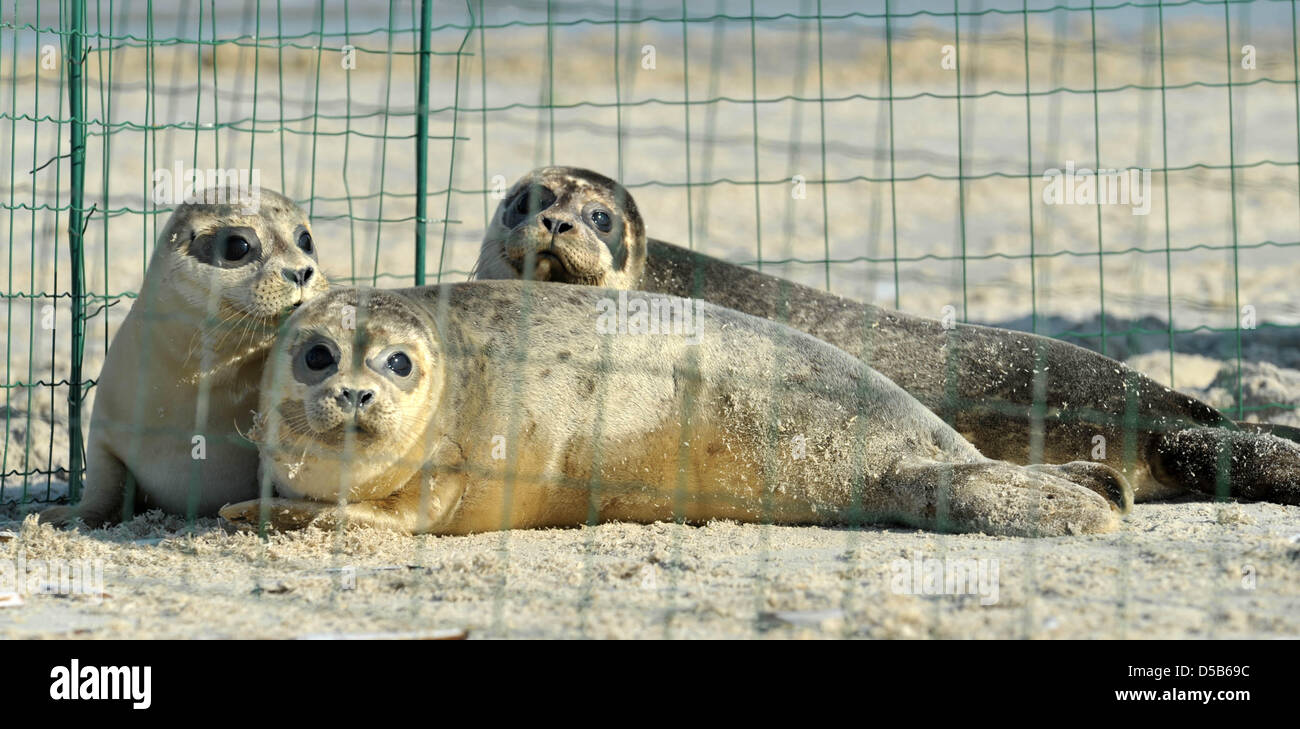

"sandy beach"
[2, 3, 1298, 638]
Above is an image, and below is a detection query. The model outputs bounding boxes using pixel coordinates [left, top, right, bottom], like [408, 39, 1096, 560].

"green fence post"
[414, 0, 433, 286]
[65, 0, 88, 502]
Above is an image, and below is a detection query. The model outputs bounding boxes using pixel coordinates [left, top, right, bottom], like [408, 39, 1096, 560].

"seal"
[41, 187, 330, 526]
[218, 282, 1128, 537]
[474, 166, 1300, 504]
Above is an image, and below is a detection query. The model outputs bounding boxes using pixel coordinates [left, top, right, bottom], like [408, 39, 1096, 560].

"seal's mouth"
[276, 400, 377, 447]
[286, 400, 383, 444]
[508, 250, 567, 282]
[310, 419, 380, 448]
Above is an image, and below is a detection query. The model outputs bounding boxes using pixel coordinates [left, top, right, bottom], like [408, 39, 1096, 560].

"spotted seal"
[473, 166, 1300, 504]
[218, 282, 1127, 537]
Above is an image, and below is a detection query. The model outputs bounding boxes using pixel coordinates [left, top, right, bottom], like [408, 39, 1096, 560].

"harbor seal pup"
[473, 166, 1300, 505]
[41, 188, 329, 526]
[219, 282, 1127, 537]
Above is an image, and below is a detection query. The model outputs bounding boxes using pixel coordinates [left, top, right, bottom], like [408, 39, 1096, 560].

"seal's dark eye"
[514, 186, 556, 215]
[502, 184, 558, 230]
[305, 344, 335, 371]
[297, 230, 313, 254]
[590, 210, 612, 233]
[386, 352, 412, 377]
[222, 236, 251, 261]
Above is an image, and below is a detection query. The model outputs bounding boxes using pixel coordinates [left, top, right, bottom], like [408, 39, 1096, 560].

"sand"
[2, 5, 1298, 638]
[1, 499, 1298, 639]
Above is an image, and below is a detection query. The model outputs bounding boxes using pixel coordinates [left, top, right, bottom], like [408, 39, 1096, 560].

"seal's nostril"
[541, 217, 572, 235]
[337, 387, 375, 412]
[282, 266, 313, 286]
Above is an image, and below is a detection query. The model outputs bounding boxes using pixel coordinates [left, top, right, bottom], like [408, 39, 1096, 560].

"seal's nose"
[282, 266, 314, 286]
[336, 387, 375, 412]
[541, 216, 573, 235]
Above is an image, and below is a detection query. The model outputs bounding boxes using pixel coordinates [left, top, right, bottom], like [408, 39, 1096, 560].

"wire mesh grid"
[0, 0, 1297, 638]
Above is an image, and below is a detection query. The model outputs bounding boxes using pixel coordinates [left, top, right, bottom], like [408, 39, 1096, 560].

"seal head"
[161, 187, 327, 321]
[258, 288, 445, 503]
[476, 166, 646, 288]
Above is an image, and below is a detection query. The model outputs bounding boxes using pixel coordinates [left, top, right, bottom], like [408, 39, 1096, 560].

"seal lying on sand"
[472, 166, 1300, 505]
[219, 282, 1128, 537]
[41, 188, 329, 526]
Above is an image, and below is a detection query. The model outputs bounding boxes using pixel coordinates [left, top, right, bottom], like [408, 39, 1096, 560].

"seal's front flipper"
[1153, 428, 1300, 504]
[219, 497, 332, 531]
[38, 505, 79, 528]
[219, 491, 430, 533]
[39, 444, 130, 528]
[1027, 461, 1133, 514]
[880, 460, 1119, 538]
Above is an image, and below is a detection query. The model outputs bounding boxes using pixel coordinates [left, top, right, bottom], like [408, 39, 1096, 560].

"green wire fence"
[2, 0, 1299, 512]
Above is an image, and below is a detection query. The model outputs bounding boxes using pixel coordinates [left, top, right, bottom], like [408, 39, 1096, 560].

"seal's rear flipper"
[1234, 421, 1300, 444]
[880, 460, 1119, 538]
[1026, 461, 1133, 514]
[1152, 427, 1300, 504]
